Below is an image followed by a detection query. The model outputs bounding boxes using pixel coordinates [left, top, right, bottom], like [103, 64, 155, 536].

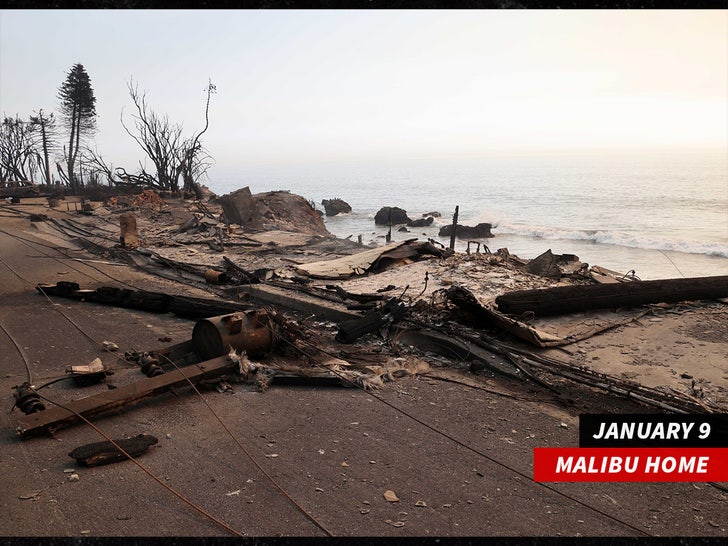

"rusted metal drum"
[192, 311, 274, 360]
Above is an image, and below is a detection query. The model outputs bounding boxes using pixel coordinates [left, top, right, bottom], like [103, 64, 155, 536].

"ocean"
[208, 149, 728, 280]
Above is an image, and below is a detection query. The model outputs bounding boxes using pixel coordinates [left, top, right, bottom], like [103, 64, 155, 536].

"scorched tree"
[57, 63, 97, 193]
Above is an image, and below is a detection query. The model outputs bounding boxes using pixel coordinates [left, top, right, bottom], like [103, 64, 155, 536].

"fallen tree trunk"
[495, 275, 728, 317]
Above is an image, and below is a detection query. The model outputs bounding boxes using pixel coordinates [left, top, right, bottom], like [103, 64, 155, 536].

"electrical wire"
[0, 209, 668, 535]
[32, 390, 245, 537]
[157, 353, 333, 537]
[2, 224, 330, 534]
[0, 320, 34, 385]
[277, 328, 653, 537]
[658, 250, 685, 279]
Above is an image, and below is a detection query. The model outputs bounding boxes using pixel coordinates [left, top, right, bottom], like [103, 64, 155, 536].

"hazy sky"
[1, 10, 726, 176]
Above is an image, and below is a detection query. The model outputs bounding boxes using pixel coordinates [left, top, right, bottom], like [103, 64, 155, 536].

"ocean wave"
[496, 223, 728, 258]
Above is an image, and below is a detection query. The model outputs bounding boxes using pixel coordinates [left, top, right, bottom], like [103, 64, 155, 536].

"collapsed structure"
[8, 186, 728, 442]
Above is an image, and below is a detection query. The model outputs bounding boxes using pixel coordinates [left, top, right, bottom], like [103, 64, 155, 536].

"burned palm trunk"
[37, 282, 253, 319]
[495, 275, 728, 317]
[336, 298, 407, 343]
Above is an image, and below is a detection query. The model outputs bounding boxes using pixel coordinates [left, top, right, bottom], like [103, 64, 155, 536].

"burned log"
[69, 434, 158, 467]
[495, 275, 728, 317]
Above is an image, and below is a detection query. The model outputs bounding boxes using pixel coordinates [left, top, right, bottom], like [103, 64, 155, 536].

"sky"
[1, 9, 726, 178]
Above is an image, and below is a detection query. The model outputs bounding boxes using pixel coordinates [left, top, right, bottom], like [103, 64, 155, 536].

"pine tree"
[58, 63, 97, 193]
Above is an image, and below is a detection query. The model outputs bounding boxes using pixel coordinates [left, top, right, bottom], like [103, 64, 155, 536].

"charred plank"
[336, 299, 407, 343]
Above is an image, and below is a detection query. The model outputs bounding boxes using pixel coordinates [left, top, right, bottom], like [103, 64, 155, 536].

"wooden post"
[119, 213, 139, 248]
[449, 206, 459, 251]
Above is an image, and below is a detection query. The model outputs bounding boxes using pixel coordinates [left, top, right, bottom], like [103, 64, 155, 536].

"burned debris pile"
[8, 187, 728, 447]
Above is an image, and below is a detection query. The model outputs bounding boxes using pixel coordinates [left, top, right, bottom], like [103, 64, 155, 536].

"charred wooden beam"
[495, 275, 728, 317]
[336, 299, 407, 343]
[324, 284, 384, 303]
[223, 256, 261, 284]
[234, 284, 360, 322]
[16, 356, 235, 439]
[392, 327, 520, 379]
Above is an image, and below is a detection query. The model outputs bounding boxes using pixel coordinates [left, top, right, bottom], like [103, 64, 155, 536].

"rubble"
[107, 189, 166, 210]
[66, 358, 108, 387]
[4, 186, 728, 539]
[295, 240, 446, 280]
[9, 187, 728, 440]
